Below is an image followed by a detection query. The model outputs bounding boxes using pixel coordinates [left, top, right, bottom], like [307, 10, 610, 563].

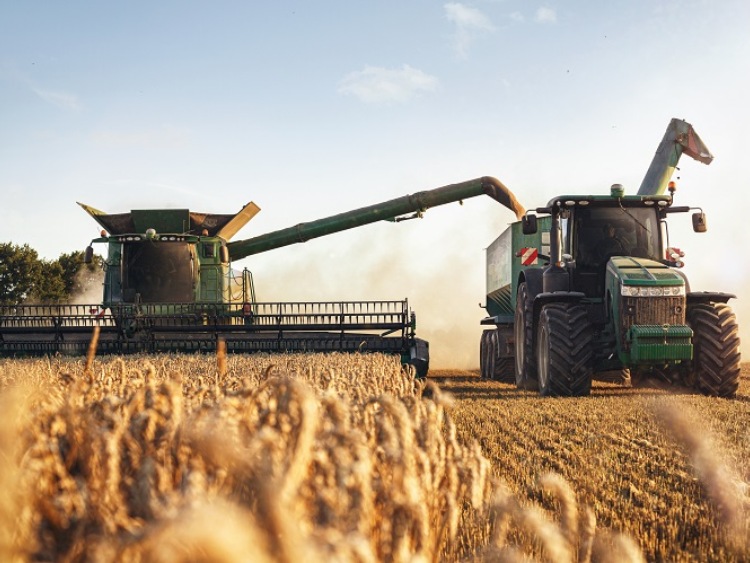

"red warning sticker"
[520, 247, 538, 266]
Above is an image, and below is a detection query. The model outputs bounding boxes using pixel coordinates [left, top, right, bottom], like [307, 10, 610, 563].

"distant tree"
[30, 260, 67, 303]
[0, 242, 41, 305]
[0, 243, 104, 305]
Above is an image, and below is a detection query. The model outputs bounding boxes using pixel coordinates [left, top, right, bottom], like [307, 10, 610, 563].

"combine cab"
[1, 177, 523, 376]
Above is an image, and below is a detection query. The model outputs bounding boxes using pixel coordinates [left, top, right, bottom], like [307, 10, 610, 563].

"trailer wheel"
[514, 282, 538, 390]
[536, 302, 593, 397]
[687, 302, 741, 398]
[480, 329, 493, 379]
[480, 329, 515, 382]
[494, 326, 515, 383]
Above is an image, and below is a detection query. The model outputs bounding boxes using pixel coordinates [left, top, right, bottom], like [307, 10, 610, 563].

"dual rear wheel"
[514, 282, 594, 397]
[535, 302, 594, 396]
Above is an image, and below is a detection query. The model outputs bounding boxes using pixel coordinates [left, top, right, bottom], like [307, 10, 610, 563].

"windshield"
[121, 241, 195, 302]
[572, 206, 661, 269]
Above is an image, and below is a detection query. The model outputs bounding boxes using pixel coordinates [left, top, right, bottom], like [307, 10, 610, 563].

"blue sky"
[2, 1, 749, 367]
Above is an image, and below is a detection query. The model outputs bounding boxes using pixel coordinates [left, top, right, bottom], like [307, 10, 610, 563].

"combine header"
[1, 177, 523, 376]
[479, 118, 741, 396]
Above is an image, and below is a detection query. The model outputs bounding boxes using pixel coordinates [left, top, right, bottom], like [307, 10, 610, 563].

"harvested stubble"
[439, 368, 750, 562]
[1, 352, 671, 562]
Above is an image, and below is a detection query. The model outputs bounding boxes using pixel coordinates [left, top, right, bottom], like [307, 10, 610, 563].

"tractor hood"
[606, 256, 686, 291]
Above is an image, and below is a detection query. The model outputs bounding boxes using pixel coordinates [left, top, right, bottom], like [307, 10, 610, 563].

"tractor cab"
[521, 184, 706, 300]
[564, 200, 663, 299]
[568, 205, 662, 270]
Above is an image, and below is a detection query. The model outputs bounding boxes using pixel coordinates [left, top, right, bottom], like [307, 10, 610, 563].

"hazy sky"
[2, 1, 749, 367]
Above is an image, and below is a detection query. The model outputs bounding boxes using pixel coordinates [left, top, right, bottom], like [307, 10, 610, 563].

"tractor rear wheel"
[536, 302, 593, 397]
[687, 302, 741, 397]
[514, 282, 538, 390]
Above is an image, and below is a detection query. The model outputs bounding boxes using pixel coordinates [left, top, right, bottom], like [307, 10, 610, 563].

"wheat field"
[433, 364, 750, 562]
[1, 351, 749, 562]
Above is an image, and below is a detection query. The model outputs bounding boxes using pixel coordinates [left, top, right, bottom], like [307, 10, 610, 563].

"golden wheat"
[0, 354, 489, 562]
[5, 355, 748, 561]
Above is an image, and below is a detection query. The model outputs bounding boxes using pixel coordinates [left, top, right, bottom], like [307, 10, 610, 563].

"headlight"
[621, 285, 685, 297]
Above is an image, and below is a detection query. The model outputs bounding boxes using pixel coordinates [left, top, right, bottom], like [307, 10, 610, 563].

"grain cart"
[0, 177, 523, 377]
[480, 118, 741, 396]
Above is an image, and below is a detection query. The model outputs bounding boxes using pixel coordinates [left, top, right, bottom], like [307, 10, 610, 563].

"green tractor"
[480, 119, 741, 396]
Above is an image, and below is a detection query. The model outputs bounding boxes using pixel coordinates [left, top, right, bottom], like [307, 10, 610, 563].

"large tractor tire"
[514, 282, 538, 390]
[536, 302, 594, 397]
[687, 302, 741, 398]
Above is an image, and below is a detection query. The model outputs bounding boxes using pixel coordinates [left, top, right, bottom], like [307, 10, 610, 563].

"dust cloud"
[239, 203, 503, 370]
[70, 266, 105, 305]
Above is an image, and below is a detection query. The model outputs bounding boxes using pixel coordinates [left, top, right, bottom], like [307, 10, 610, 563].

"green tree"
[0, 243, 104, 305]
[0, 242, 40, 305]
[30, 260, 67, 303]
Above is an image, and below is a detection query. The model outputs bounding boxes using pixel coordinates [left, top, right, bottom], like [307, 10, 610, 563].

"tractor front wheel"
[536, 302, 594, 397]
[687, 302, 741, 398]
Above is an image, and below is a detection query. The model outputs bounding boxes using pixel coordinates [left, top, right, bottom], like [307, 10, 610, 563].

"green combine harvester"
[0, 177, 523, 376]
[479, 118, 741, 396]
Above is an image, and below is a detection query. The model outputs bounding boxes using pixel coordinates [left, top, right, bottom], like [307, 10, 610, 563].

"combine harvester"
[0, 178, 524, 376]
[479, 118, 741, 396]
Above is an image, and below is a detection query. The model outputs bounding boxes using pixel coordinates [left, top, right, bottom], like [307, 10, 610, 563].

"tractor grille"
[619, 296, 686, 351]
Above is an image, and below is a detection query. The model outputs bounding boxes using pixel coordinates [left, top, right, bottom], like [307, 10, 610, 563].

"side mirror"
[692, 212, 707, 233]
[84, 245, 94, 264]
[522, 214, 538, 235]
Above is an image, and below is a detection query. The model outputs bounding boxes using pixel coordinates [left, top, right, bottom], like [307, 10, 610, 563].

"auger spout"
[637, 118, 713, 196]
[227, 176, 525, 260]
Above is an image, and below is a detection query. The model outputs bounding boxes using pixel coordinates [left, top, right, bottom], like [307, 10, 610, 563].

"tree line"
[0, 242, 103, 305]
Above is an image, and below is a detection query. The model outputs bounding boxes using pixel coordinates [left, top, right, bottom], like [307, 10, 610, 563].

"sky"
[1, 1, 749, 368]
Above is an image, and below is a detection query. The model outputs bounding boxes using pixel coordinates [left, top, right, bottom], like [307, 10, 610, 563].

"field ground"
[429, 363, 750, 561]
[1, 355, 748, 561]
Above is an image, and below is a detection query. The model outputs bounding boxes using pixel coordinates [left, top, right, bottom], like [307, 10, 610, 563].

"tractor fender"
[519, 268, 544, 302]
[687, 291, 736, 306]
